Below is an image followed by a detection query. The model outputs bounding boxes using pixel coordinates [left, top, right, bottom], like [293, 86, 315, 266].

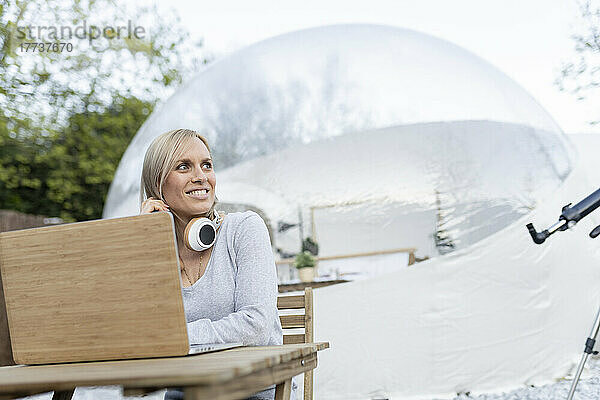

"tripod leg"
[567, 352, 591, 400]
[567, 307, 600, 400]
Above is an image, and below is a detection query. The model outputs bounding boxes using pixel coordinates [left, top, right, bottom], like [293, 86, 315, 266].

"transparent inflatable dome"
[104, 24, 573, 258]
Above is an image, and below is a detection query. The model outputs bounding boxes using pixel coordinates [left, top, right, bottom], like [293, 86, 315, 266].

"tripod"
[567, 306, 600, 399]
[527, 187, 600, 399]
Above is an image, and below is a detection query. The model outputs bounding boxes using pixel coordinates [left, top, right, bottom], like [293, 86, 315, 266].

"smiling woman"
[139, 129, 283, 400]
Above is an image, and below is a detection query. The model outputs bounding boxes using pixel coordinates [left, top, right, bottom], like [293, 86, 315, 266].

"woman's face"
[163, 137, 216, 220]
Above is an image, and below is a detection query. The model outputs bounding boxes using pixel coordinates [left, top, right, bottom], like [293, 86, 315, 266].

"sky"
[159, 0, 599, 135]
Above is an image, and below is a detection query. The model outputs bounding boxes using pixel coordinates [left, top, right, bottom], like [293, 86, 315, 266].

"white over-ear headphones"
[183, 210, 225, 251]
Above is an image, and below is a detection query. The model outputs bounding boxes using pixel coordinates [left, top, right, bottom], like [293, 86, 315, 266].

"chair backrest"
[277, 287, 313, 345]
[277, 287, 314, 399]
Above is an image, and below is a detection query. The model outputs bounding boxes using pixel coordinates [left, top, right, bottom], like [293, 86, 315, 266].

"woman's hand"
[140, 197, 170, 214]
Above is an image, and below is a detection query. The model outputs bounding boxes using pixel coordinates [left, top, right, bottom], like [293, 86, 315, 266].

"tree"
[0, 0, 203, 130]
[45, 96, 154, 221]
[556, 0, 600, 125]
[0, 95, 153, 221]
[0, 0, 207, 220]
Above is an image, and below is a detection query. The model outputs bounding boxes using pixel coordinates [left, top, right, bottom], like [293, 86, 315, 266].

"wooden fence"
[0, 210, 63, 233]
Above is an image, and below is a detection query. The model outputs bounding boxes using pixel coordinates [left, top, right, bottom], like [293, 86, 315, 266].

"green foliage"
[0, 96, 153, 221]
[43, 96, 153, 221]
[0, 0, 207, 221]
[0, 0, 203, 128]
[293, 251, 316, 270]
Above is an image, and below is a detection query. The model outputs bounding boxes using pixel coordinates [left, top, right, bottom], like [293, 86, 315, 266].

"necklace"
[179, 253, 203, 286]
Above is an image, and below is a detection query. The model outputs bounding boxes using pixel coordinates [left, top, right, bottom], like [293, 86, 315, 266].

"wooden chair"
[275, 287, 314, 400]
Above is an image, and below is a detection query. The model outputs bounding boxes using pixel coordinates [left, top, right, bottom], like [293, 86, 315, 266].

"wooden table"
[0, 343, 329, 400]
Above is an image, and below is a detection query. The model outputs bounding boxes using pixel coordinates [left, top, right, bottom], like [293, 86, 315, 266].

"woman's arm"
[186, 212, 280, 345]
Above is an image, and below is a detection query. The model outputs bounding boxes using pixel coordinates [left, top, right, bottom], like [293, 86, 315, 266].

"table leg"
[303, 370, 313, 400]
[274, 379, 291, 400]
[52, 389, 75, 400]
[123, 388, 162, 397]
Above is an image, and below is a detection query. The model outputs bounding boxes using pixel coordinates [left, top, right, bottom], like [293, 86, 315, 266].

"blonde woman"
[139, 129, 283, 400]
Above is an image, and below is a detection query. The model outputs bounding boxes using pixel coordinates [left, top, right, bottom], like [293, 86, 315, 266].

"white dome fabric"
[311, 135, 600, 399]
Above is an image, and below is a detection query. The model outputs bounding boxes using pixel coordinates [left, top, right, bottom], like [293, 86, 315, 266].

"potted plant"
[294, 250, 316, 283]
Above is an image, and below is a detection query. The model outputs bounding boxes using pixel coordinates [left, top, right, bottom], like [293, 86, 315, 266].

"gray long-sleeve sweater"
[182, 210, 283, 346]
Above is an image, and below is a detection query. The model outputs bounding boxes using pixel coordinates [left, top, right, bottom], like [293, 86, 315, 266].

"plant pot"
[298, 267, 314, 283]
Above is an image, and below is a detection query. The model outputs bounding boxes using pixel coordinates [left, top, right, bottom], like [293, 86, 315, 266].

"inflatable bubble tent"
[104, 24, 574, 259]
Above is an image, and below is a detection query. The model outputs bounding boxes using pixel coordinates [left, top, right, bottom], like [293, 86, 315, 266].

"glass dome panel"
[104, 24, 573, 257]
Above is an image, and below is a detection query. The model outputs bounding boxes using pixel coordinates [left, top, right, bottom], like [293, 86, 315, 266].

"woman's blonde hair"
[140, 129, 219, 222]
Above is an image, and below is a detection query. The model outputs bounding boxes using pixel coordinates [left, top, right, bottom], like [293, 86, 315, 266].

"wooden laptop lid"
[0, 268, 15, 366]
[0, 212, 189, 364]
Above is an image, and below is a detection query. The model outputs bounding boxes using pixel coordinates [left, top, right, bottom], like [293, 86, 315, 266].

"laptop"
[189, 342, 242, 355]
[0, 212, 242, 365]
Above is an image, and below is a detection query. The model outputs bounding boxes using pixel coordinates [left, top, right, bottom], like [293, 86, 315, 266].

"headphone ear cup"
[184, 217, 217, 251]
[183, 217, 199, 251]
